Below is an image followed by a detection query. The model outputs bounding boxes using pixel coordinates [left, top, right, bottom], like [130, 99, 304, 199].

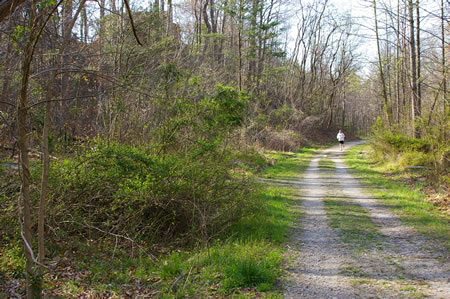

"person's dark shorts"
[339, 141, 344, 144]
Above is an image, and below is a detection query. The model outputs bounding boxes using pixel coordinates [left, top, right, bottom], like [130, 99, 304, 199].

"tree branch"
[123, 0, 143, 46]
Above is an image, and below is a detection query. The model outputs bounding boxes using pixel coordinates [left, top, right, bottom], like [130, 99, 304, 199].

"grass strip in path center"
[319, 158, 383, 251]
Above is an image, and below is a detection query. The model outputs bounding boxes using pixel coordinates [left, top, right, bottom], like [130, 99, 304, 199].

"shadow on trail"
[257, 177, 384, 190]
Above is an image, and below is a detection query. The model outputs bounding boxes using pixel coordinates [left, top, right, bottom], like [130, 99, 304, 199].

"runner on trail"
[337, 130, 345, 151]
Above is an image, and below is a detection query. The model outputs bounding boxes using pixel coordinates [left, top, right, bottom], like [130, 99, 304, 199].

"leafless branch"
[123, 0, 143, 46]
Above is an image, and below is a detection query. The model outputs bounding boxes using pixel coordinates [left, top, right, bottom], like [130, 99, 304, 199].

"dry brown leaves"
[423, 186, 450, 216]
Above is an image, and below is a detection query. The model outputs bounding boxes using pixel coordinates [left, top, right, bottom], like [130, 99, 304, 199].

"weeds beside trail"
[345, 144, 450, 251]
[0, 147, 317, 297]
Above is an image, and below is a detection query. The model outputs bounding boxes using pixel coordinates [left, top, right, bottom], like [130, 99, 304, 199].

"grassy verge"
[345, 144, 450, 251]
[319, 158, 382, 250]
[0, 147, 317, 297]
[260, 147, 320, 180]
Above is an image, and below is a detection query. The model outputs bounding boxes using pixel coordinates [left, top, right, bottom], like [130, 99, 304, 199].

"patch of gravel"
[283, 141, 450, 298]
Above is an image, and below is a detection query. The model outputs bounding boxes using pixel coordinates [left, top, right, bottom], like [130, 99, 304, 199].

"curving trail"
[283, 141, 450, 298]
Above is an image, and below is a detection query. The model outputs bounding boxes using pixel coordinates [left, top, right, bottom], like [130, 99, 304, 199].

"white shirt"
[337, 132, 345, 141]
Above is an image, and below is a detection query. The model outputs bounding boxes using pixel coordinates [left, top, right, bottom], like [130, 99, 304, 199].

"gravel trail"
[284, 141, 450, 298]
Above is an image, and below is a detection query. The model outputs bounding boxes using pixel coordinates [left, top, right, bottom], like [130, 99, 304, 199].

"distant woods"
[369, 0, 448, 184]
[370, 0, 448, 138]
[0, 0, 447, 148]
[2, 0, 379, 153]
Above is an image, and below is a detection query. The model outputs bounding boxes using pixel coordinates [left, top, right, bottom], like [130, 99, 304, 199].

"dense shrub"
[369, 117, 448, 180]
[47, 140, 258, 245]
[383, 134, 431, 152]
[44, 85, 259, 245]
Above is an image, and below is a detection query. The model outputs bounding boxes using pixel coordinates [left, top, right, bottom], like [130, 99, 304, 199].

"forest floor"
[280, 141, 450, 298]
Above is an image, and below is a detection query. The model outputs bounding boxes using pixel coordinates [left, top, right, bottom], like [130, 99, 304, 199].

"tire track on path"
[284, 144, 359, 298]
[330, 145, 450, 298]
[284, 141, 449, 298]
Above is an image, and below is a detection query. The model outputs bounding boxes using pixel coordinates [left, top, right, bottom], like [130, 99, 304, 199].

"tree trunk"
[238, 0, 243, 91]
[18, 1, 39, 297]
[408, 0, 419, 137]
[372, 0, 391, 127]
[415, 0, 421, 119]
[1, 23, 12, 112]
[395, 0, 401, 124]
[441, 0, 447, 113]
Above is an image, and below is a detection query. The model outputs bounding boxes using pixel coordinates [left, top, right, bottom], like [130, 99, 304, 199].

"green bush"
[0, 241, 25, 279]
[384, 134, 431, 153]
[397, 151, 433, 168]
[370, 117, 433, 168]
[43, 84, 257, 245]
[47, 139, 258, 244]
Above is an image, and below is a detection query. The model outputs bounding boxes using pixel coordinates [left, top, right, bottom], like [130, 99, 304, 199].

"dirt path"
[284, 141, 450, 298]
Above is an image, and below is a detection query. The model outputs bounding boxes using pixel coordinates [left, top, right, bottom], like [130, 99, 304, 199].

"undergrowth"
[370, 117, 449, 187]
[0, 146, 317, 297]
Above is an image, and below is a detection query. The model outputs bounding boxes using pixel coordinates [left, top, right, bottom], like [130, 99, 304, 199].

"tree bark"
[373, 0, 391, 127]
[1, 20, 12, 113]
[441, 0, 447, 113]
[395, 0, 401, 124]
[408, 0, 419, 137]
[18, 1, 38, 297]
[415, 0, 421, 119]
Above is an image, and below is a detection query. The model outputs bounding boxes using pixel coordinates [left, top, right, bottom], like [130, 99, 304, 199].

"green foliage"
[0, 143, 316, 296]
[232, 148, 269, 173]
[0, 241, 25, 279]
[37, 0, 55, 10]
[383, 134, 430, 153]
[417, 115, 450, 183]
[397, 151, 433, 168]
[370, 117, 435, 171]
[224, 257, 276, 291]
[47, 138, 258, 244]
[370, 117, 449, 187]
[269, 104, 301, 128]
[200, 84, 247, 131]
[11, 25, 28, 50]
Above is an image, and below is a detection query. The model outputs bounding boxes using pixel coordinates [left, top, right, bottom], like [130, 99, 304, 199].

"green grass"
[324, 194, 383, 250]
[0, 146, 317, 297]
[345, 144, 450, 251]
[260, 147, 320, 179]
[72, 147, 318, 297]
[228, 186, 298, 244]
[319, 158, 383, 250]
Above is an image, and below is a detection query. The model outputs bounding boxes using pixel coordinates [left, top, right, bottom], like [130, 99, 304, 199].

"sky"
[283, 0, 378, 75]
